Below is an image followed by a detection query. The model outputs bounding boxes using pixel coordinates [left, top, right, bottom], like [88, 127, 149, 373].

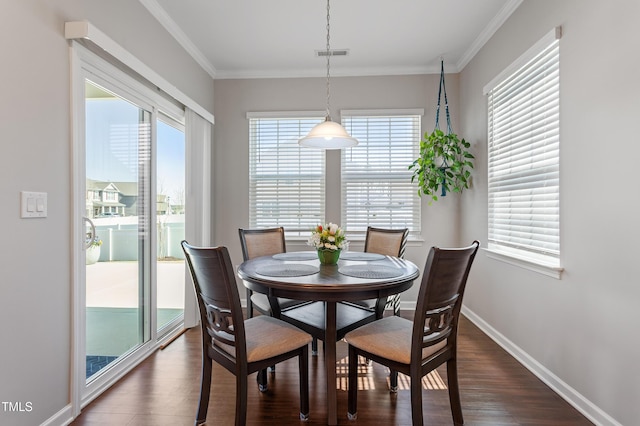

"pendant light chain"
[325, 0, 331, 120]
[297, 0, 357, 149]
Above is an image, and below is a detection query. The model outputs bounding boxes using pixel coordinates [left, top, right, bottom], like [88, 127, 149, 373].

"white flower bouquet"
[307, 223, 348, 251]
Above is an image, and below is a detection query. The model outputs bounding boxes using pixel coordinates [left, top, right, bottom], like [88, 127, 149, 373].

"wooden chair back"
[412, 240, 480, 361]
[364, 226, 409, 258]
[239, 227, 286, 260]
[181, 242, 248, 365]
[238, 227, 291, 318]
[359, 227, 410, 316]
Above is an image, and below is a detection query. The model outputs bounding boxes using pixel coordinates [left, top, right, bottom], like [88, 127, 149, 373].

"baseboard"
[461, 306, 621, 426]
[399, 300, 416, 312]
[40, 404, 73, 426]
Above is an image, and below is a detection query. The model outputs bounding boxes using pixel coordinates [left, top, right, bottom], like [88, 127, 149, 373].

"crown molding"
[139, 0, 217, 79]
[139, 0, 522, 80]
[213, 65, 442, 80]
[456, 0, 523, 72]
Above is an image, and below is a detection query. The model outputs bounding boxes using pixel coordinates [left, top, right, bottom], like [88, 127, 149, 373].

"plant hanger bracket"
[434, 58, 453, 135]
[435, 58, 451, 196]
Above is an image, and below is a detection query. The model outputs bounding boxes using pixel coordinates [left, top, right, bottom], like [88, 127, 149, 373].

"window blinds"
[341, 111, 422, 234]
[486, 31, 560, 265]
[248, 115, 325, 233]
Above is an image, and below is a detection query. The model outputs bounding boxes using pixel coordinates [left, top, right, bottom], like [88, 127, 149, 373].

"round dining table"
[237, 250, 420, 425]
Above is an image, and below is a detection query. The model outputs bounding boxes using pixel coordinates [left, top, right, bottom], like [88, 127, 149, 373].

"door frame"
[69, 39, 211, 417]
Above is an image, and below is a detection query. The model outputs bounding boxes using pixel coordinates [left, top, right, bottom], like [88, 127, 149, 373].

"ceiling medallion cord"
[298, 0, 358, 150]
[325, 0, 331, 120]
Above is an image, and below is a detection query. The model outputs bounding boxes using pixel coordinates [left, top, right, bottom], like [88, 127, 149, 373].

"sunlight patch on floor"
[336, 355, 447, 391]
[390, 370, 447, 390]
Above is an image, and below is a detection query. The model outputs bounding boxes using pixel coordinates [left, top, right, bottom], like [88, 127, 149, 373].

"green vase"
[317, 249, 341, 265]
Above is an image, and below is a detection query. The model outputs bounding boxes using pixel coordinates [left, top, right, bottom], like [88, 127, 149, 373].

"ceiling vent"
[315, 49, 349, 57]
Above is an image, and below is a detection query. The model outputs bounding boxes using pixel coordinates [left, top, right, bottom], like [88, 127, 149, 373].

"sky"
[86, 98, 185, 202]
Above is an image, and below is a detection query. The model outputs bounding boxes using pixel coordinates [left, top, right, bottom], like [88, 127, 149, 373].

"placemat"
[338, 265, 404, 279]
[339, 252, 385, 261]
[272, 252, 318, 261]
[256, 264, 319, 277]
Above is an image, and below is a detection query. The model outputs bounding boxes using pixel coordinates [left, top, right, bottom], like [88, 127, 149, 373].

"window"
[341, 110, 422, 235]
[484, 28, 562, 273]
[104, 191, 118, 202]
[248, 112, 325, 233]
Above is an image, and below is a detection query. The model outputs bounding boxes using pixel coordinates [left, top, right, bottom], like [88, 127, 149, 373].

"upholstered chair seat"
[343, 315, 447, 364]
[215, 315, 312, 363]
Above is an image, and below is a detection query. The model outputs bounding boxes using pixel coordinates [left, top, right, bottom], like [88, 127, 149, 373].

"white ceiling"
[141, 0, 522, 79]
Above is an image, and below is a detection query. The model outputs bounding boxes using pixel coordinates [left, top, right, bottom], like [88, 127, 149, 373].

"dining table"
[237, 250, 420, 425]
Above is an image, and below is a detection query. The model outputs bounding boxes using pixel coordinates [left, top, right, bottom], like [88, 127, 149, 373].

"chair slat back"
[181, 242, 245, 350]
[364, 227, 409, 258]
[412, 241, 479, 354]
[239, 227, 286, 261]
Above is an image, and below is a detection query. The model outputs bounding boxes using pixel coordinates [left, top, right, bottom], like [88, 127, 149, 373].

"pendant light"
[298, 0, 358, 149]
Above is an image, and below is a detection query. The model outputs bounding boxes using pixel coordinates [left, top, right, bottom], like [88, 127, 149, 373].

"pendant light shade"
[299, 0, 358, 150]
[298, 118, 358, 149]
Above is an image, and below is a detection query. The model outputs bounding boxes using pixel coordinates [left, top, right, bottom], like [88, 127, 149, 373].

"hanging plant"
[409, 59, 474, 203]
[410, 129, 474, 202]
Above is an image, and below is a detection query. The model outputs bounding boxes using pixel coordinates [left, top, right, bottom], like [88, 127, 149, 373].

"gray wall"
[213, 74, 463, 303]
[2, 0, 638, 425]
[0, 1, 213, 425]
[459, 1, 640, 425]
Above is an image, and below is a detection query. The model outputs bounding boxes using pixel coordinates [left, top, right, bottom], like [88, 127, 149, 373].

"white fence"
[92, 216, 185, 262]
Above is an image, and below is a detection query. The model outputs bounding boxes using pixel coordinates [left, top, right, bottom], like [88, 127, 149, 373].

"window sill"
[286, 235, 425, 243]
[484, 248, 564, 279]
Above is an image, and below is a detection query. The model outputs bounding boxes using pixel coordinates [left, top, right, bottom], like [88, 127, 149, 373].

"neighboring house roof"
[87, 180, 173, 204]
[86, 179, 105, 191]
[86, 179, 138, 196]
[92, 201, 126, 208]
[111, 182, 137, 196]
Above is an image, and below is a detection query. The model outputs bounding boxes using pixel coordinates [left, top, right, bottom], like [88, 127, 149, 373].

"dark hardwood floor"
[71, 314, 593, 425]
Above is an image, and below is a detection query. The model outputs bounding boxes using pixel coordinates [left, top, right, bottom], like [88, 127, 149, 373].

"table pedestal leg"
[325, 301, 338, 425]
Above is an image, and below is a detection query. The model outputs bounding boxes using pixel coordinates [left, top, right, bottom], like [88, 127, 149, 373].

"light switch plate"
[21, 191, 47, 218]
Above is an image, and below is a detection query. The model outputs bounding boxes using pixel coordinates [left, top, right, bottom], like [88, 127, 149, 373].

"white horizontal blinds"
[249, 115, 325, 233]
[487, 35, 560, 264]
[341, 111, 421, 234]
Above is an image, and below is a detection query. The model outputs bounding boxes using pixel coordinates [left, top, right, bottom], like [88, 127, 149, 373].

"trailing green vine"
[409, 129, 474, 203]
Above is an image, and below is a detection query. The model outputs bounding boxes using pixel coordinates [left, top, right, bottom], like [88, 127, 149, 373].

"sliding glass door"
[84, 81, 152, 381]
[156, 116, 186, 334]
[70, 39, 211, 414]
[77, 63, 190, 406]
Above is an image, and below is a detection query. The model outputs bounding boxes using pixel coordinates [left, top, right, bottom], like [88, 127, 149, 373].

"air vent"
[315, 49, 349, 57]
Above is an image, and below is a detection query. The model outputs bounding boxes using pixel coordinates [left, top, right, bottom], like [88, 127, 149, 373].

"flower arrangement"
[90, 236, 103, 247]
[307, 223, 348, 251]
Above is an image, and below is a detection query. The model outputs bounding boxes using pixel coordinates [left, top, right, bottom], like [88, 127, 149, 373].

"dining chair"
[239, 227, 309, 318]
[345, 227, 409, 317]
[344, 240, 480, 426]
[239, 227, 319, 356]
[181, 241, 312, 425]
